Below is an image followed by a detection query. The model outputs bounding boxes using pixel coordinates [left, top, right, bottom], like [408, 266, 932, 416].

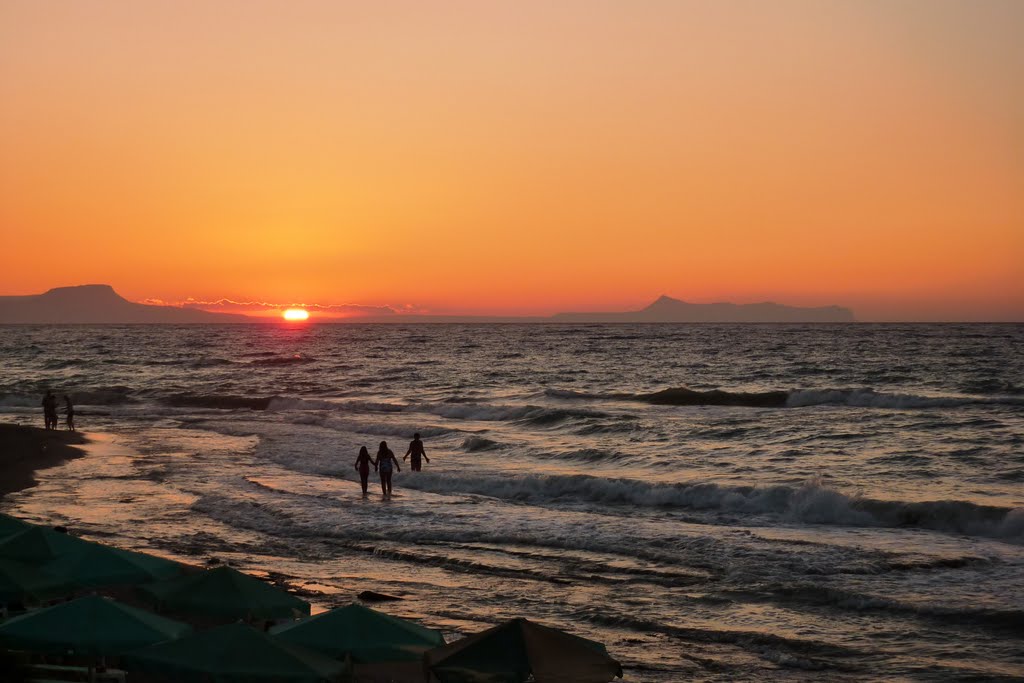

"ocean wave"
[164, 394, 274, 410]
[785, 388, 1024, 409]
[425, 402, 608, 425]
[576, 610, 862, 668]
[529, 448, 623, 463]
[958, 379, 1024, 396]
[461, 436, 503, 451]
[398, 473, 1024, 542]
[250, 354, 316, 366]
[266, 397, 342, 411]
[0, 394, 37, 408]
[318, 418, 455, 439]
[546, 386, 1024, 409]
[759, 582, 1024, 630]
[0, 386, 138, 407]
[188, 357, 237, 368]
[640, 388, 789, 407]
[544, 386, 786, 406]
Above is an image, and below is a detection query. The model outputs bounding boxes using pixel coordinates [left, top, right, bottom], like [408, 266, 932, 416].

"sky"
[1, 0, 1021, 321]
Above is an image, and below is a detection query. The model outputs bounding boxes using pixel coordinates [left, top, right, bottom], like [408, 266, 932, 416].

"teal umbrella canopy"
[272, 603, 445, 663]
[0, 558, 77, 604]
[0, 513, 32, 539]
[139, 565, 310, 620]
[123, 622, 347, 683]
[43, 543, 182, 587]
[0, 526, 96, 564]
[426, 618, 622, 683]
[0, 594, 191, 657]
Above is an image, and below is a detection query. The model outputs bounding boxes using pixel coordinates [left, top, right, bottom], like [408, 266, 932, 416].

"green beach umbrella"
[0, 513, 32, 539]
[0, 558, 77, 604]
[123, 622, 347, 683]
[0, 594, 191, 656]
[43, 542, 182, 587]
[272, 602, 445, 663]
[426, 618, 622, 683]
[139, 565, 310, 620]
[0, 526, 95, 563]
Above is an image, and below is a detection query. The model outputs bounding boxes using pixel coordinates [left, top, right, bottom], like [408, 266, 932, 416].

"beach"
[1, 323, 1022, 680]
[0, 424, 86, 499]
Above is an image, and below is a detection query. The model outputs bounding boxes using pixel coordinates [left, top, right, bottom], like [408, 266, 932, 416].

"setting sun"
[282, 308, 309, 321]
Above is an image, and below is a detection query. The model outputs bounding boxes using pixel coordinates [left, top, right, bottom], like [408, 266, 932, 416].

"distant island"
[0, 285, 247, 323]
[0, 286, 855, 323]
[552, 295, 856, 323]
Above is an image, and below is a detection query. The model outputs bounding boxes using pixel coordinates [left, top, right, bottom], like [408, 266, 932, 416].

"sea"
[0, 323, 1022, 681]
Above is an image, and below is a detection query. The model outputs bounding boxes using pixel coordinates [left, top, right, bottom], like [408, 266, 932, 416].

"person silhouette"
[63, 395, 75, 431]
[373, 441, 400, 496]
[41, 391, 57, 430]
[353, 446, 372, 495]
[403, 433, 430, 471]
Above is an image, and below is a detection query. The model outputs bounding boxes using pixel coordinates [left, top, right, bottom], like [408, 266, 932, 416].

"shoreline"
[0, 423, 88, 499]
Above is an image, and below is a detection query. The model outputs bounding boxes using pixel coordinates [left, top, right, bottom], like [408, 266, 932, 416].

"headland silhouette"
[0, 286, 855, 323]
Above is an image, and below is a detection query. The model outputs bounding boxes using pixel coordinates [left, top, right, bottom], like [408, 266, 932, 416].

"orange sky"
[1, 1, 1021, 321]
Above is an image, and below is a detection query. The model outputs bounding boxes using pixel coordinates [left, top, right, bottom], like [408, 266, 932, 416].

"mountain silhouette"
[552, 295, 855, 322]
[0, 285, 248, 323]
[0, 287, 855, 323]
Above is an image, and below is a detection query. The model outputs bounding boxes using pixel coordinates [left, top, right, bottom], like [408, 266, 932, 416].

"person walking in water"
[374, 441, 400, 496]
[41, 391, 58, 430]
[403, 433, 430, 471]
[353, 446, 372, 495]
[63, 395, 75, 432]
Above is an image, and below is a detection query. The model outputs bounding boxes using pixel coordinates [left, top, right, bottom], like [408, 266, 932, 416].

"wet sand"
[0, 423, 87, 498]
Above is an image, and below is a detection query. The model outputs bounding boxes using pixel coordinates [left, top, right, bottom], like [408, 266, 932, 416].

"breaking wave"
[461, 436, 503, 451]
[398, 473, 1024, 542]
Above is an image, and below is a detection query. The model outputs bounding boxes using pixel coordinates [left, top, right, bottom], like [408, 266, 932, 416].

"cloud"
[164, 298, 399, 318]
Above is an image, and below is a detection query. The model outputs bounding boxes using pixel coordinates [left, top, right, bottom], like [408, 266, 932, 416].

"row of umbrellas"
[0, 519, 305, 620]
[0, 596, 621, 682]
[0, 513, 622, 682]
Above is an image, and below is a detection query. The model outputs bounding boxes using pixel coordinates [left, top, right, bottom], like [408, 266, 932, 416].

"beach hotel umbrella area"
[0, 594, 192, 657]
[42, 541, 182, 587]
[272, 602, 445, 663]
[426, 618, 623, 683]
[0, 525, 96, 563]
[0, 513, 31, 539]
[139, 564, 311, 620]
[123, 622, 348, 683]
[0, 558, 77, 605]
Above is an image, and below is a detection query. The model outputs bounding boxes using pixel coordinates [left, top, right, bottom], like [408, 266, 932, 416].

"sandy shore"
[0, 423, 87, 498]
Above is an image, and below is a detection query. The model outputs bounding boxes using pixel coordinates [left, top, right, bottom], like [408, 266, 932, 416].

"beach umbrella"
[0, 513, 32, 539]
[42, 542, 182, 587]
[0, 594, 191, 656]
[426, 618, 622, 683]
[0, 558, 77, 604]
[138, 565, 310, 620]
[0, 526, 96, 563]
[272, 602, 445, 663]
[123, 622, 347, 683]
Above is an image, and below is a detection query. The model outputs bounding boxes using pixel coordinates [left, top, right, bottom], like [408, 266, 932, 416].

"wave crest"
[399, 473, 1023, 542]
[547, 386, 1024, 409]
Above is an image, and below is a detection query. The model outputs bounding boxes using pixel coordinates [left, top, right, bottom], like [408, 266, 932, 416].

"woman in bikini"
[353, 446, 372, 495]
[374, 441, 400, 496]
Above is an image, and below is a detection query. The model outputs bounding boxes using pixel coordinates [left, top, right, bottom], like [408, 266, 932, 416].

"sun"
[282, 308, 309, 321]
